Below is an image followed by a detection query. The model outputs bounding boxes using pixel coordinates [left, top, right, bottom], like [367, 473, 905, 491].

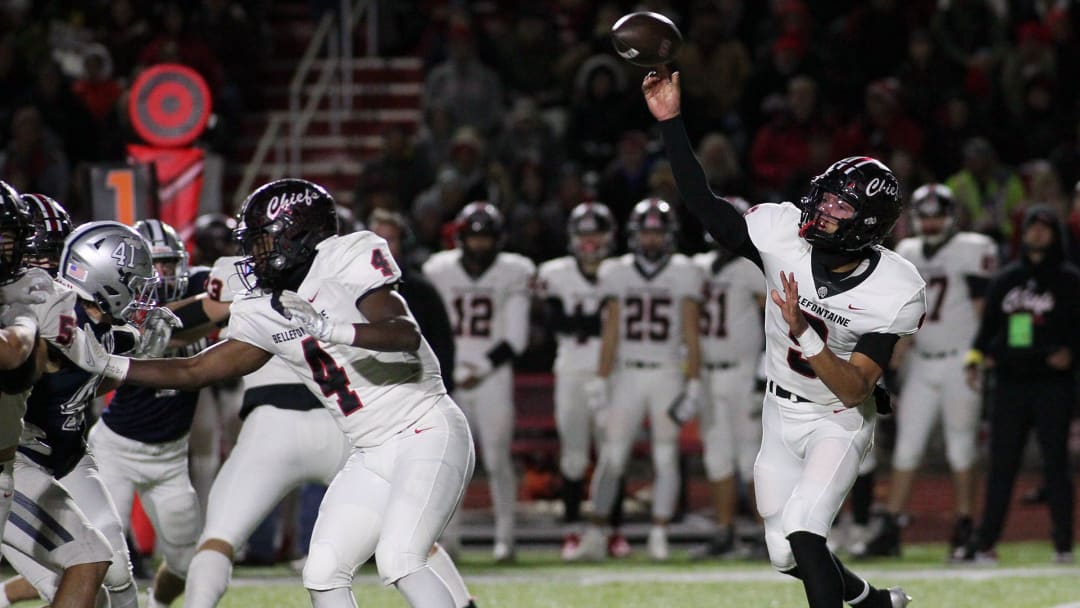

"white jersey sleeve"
[744, 202, 799, 255]
[501, 254, 535, 356]
[887, 288, 926, 336]
[207, 256, 247, 304]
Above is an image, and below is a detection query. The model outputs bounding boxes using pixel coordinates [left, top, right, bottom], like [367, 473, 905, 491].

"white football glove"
[584, 376, 611, 414]
[0, 302, 38, 332]
[61, 324, 130, 380]
[668, 378, 704, 425]
[453, 358, 493, 387]
[0, 268, 51, 306]
[279, 291, 355, 345]
[135, 307, 183, 358]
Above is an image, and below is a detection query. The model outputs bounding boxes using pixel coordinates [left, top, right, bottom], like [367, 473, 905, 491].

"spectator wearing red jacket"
[833, 79, 923, 161]
[72, 44, 122, 124]
[749, 75, 832, 201]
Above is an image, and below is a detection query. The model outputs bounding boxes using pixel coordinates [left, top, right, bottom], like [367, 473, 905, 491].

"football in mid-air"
[610, 12, 683, 67]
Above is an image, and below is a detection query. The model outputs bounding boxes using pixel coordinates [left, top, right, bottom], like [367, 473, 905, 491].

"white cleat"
[492, 541, 516, 563]
[647, 525, 669, 561]
[566, 526, 607, 562]
[887, 586, 912, 607]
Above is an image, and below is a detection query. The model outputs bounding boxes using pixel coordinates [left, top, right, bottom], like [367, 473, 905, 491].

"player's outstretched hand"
[279, 291, 354, 345]
[770, 271, 808, 337]
[136, 307, 183, 358]
[642, 66, 681, 121]
[60, 324, 130, 380]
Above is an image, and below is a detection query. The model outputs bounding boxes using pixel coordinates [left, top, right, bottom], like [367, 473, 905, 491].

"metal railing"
[237, 0, 373, 207]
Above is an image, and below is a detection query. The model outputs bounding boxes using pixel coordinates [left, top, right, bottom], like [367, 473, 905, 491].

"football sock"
[428, 544, 473, 608]
[184, 549, 232, 608]
[309, 587, 359, 608]
[562, 476, 584, 523]
[851, 471, 874, 526]
[610, 477, 626, 529]
[788, 531, 844, 607]
[395, 566, 455, 608]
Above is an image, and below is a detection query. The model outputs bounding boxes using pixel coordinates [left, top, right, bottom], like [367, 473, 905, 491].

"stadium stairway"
[225, 1, 422, 210]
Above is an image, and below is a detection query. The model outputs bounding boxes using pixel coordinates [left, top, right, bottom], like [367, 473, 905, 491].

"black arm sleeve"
[173, 298, 212, 329]
[852, 332, 900, 372]
[964, 275, 990, 300]
[658, 116, 762, 268]
[486, 340, 516, 368]
[544, 297, 579, 333]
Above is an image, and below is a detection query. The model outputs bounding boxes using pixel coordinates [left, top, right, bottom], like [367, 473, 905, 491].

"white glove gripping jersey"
[745, 203, 926, 407]
[693, 251, 765, 364]
[226, 232, 447, 447]
[422, 249, 535, 369]
[894, 232, 996, 353]
[598, 253, 704, 366]
[537, 256, 604, 374]
[0, 269, 79, 346]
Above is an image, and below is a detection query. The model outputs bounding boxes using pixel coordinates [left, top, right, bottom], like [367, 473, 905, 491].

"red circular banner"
[129, 64, 212, 148]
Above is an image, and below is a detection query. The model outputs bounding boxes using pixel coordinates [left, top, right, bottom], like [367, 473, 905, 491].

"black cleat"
[948, 516, 973, 561]
[856, 514, 901, 558]
[689, 529, 737, 560]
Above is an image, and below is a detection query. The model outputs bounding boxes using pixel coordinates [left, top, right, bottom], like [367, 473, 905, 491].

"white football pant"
[754, 393, 875, 571]
[302, 396, 474, 590]
[701, 363, 760, 481]
[892, 352, 979, 471]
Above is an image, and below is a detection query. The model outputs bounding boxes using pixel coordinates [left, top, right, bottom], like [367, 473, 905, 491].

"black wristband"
[486, 340, 516, 369]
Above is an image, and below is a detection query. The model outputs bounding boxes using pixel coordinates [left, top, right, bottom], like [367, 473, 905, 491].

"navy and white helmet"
[910, 183, 956, 244]
[567, 202, 615, 264]
[135, 219, 189, 302]
[59, 221, 160, 326]
[799, 156, 902, 252]
[21, 193, 72, 275]
[627, 198, 679, 263]
[0, 181, 32, 284]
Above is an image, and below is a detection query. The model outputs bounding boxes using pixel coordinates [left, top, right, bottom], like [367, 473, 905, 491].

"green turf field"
[11, 542, 1080, 607]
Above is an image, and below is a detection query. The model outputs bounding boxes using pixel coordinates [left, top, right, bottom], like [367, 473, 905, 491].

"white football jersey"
[745, 203, 926, 407]
[207, 255, 299, 391]
[227, 232, 446, 447]
[537, 256, 605, 374]
[598, 253, 704, 366]
[0, 268, 79, 346]
[894, 232, 996, 353]
[693, 251, 765, 363]
[422, 249, 535, 365]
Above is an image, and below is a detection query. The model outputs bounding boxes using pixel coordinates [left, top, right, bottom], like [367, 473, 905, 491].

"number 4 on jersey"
[301, 336, 363, 415]
[371, 248, 393, 277]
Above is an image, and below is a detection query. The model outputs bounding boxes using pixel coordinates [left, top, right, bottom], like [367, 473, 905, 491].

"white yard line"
[229, 566, 1078, 587]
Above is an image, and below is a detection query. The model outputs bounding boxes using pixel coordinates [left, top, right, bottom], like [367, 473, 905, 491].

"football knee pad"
[764, 520, 795, 572]
[374, 542, 428, 586]
[303, 541, 352, 591]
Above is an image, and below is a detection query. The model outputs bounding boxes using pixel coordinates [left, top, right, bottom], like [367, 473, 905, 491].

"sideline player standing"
[71, 179, 475, 608]
[537, 202, 630, 560]
[859, 184, 996, 559]
[691, 202, 767, 559]
[645, 67, 922, 607]
[571, 198, 704, 562]
[423, 202, 534, 562]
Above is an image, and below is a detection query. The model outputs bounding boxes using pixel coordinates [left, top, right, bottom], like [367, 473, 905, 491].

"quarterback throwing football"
[645, 68, 924, 608]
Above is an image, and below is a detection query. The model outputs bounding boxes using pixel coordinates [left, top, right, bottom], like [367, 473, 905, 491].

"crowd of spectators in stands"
[0, 0, 266, 220]
[4, 0, 1080, 267]
[353, 0, 1080, 271]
